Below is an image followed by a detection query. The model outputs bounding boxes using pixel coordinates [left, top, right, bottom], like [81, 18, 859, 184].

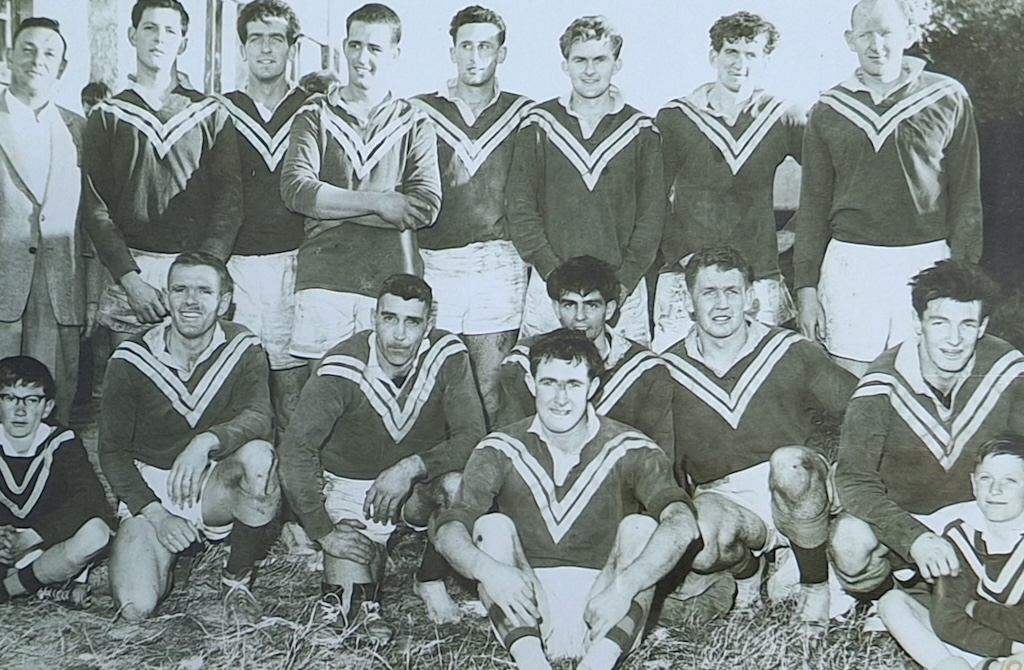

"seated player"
[662, 247, 856, 631]
[435, 330, 699, 670]
[496, 256, 672, 453]
[831, 261, 1024, 609]
[879, 434, 1024, 670]
[0, 356, 112, 606]
[279, 274, 486, 639]
[99, 252, 280, 623]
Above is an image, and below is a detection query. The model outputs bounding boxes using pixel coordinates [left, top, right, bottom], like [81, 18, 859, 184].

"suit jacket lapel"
[0, 96, 38, 202]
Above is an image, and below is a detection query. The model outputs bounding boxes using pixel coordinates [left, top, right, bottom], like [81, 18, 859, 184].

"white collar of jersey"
[603, 327, 632, 370]
[129, 80, 183, 112]
[242, 83, 299, 120]
[438, 77, 502, 124]
[893, 338, 974, 401]
[366, 332, 433, 386]
[946, 502, 1024, 555]
[143, 321, 228, 377]
[684, 82, 766, 120]
[557, 86, 626, 138]
[2, 88, 56, 124]
[329, 87, 395, 123]
[528, 404, 601, 448]
[684, 319, 771, 377]
[840, 56, 927, 105]
[0, 424, 55, 457]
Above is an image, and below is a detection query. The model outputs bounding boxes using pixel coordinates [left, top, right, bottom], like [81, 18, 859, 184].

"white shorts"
[98, 250, 177, 334]
[115, 460, 232, 541]
[695, 461, 785, 555]
[421, 241, 527, 335]
[227, 250, 301, 371]
[818, 239, 950, 362]
[289, 289, 376, 360]
[534, 566, 601, 660]
[322, 472, 398, 546]
[651, 272, 795, 353]
[520, 271, 651, 346]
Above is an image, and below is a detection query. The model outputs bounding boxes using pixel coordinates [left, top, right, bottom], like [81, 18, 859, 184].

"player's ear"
[970, 470, 979, 498]
[561, 59, 569, 76]
[683, 285, 695, 318]
[42, 398, 55, 420]
[708, 49, 717, 68]
[179, 36, 188, 56]
[57, 58, 68, 79]
[217, 290, 232, 318]
[586, 375, 601, 400]
[449, 45, 456, 65]
[911, 310, 923, 337]
[497, 45, 507, 65]
[612, 57, 622, 75]
[525, 371, 536, 397]
[979, 316, 990, 339]
[843, 29, 855, 52]
[603, 300, 617, 324]
[128, 26, 137, 47]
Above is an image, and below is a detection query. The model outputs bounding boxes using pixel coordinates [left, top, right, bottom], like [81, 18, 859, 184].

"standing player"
[279, 275, 485, 638]
[435, 330, 698, 670]
[496, 256, 673, 454]
[794, 0, 982, 377]
[652, 12, 803, 353]
[506, 15, 664, 345]
[83, 0, 242, 345]
[221, 0, 309, 436]
[662, 247, 855, 631]
[411, 6, 533, 423]
[280, 3, 442, 362]
[100, 253, 279, 622]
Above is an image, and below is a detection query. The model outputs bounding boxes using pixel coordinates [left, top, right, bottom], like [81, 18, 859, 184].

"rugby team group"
[0, 0, 1017, 667]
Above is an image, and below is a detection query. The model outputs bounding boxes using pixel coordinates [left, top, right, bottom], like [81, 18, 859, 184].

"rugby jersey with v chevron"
[411, 90, 533, 250]
[98, 321, 272, 514]
[664, 326, 854, 484]
[506, 97, 665, 290]
[222, 88, 309, 255]
[437, 414, 689, 569]
[836, 335, 1024, 561]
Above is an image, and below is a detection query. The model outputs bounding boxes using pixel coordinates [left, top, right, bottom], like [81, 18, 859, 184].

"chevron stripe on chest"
[819, 80, 959, 152]
[415, 97, 531, 177]
[596, 350, 662, 415]
[481, 431, 657, 543]
[668, 97, 787, 175]
[318, 334, 466, 444]
[852, 351, 1024, 471]
[102, 97, 218, 160]
[321, 105, 416, 181]
[0, 430, 74, 519]
[525, 109, 652, 191]
[947, 524, 1024, 606]
[221, 98, 297, 171]
[112, 333, 259, 428]
[664, 331, 799, 429]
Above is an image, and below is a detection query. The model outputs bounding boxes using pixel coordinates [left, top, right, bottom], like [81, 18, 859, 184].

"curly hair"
[237, 0, 301, 45]
[909, 260, 1000, 320]
[709, 11, 780, 55]
[449, 6, 506, 47]
[558, 15, 622, 59]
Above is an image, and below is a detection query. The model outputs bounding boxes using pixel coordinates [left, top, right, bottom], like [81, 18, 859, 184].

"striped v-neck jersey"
[280, 93, 442, 297]
[437, 414, 689, 569]
[279, 329, 486, 540]
[836, 336, 1024, 561]
[794, 59, 982, 289]
[222, 88, 309, 255]
[505, 97, 665, 292]
[98, 320, 272, 514]
[656, 88, 804, 280]
[411, 90, 533, 250]
[82, 86, 242, 280]
[664, 326, 855, 485]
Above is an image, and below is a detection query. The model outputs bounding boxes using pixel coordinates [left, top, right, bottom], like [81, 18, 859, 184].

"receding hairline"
[849, 0, 908, 29]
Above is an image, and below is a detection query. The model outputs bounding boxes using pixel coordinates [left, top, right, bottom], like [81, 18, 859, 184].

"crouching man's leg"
[404, 471, 463, 625]
[0, 519, 110, 603]
[109, 511, 182, 621]
[828, 513, 893, 601]
[769, 446, 832, 630]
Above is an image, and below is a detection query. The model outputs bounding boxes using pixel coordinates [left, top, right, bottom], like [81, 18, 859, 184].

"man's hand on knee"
[364, 456, 426, 525]
[142, 504, 200, 554]
[910, 532, 960, 582]
[478, 560, 539, 627]
[169, 433, 219, 508]
[585, 582, 633, 643]
[318, 520, 378, 565]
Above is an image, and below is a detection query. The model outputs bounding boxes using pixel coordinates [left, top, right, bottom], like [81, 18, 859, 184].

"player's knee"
[875, 588, 910, 623]
[118, 595, 159, 622]
[769, 446, 826, 497]
[829, 514, 879, 575]
[70, 518, 111, 560]
[472, 514, 517, 555]
[692, 497, 742, 569]
[236, 440, 279, 495]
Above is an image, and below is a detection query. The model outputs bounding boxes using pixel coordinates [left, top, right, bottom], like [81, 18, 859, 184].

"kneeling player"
[279, 274, 485, 640]
[100, 252, 280, 622]
[435, 330, 698, 670]
[0, 356, 112, 606]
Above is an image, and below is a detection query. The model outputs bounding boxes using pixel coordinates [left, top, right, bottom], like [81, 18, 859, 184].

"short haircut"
[546, 256, 619, 304]
[849, 0, 925, 42]
[347, 3, 401, 45]
[684, 246, 755, 289]
[909, 260, 999, 320]
[13, 17, 68, 60]
[0, 356, 56, 401]
[132, 0, 189, 34]
[377, 273, 433, 312]
[237, 0, 301, 45]
[81, 81, 111, 107]
[558, 15, 622, 60]
[449, 6, 506, 47]
[976, 433, 1024, 469]
[168, 251, 234, 295]
[529, 328, 604, 380]
[709, 11, 780, 55]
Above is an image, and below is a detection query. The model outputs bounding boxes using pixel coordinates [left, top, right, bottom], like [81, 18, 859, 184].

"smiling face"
[710, 35, 770, 94]
[241, 17, 294, 83]
[451, 22, 505, 88]
[373, 293, 431, 371]
[687, 266, 754, 340]
[129, 7, 188, 74]
[554, 290, 615, 343]
[973, 454, 1024, 524]
[167, 264, 230, 340]
[0, 383, 53, 440]
[562, 37, 621, 100]
[914, 298, 987, 378]
[9, 26, 65, 98]
[344, 20, 399, 91]
[527, 357, 598, 435]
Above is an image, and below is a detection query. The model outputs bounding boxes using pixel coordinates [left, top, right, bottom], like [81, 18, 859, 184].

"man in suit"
[0, 18, 98, 424]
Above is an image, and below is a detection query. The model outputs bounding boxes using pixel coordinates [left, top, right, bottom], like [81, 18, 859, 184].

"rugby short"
[534, 566, 605, 660]
[818, 239, 950, 362]
[97, 250, 177, 334]
[521, 271, 651, 346]
[289, 289, 375, 360]
[227, 250, 302, 371]
[695, 461, 787, 555]
[651, 272, 795, 353]
[421, 241, 527, 336]
[115, 460, 232, 541]
[321, 472, 426, 546]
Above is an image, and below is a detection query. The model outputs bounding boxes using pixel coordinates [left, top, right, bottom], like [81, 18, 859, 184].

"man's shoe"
[222, 568, 261, 625]
[794, 581, 830, 642]
[319, 592, 394, 645]
[734, 557, 765, 611]
[36, 582, 91, 610]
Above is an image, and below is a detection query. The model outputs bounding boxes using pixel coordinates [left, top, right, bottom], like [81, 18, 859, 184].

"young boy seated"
[0, 356, 113, 606]
[878, 433, 1024, 670]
